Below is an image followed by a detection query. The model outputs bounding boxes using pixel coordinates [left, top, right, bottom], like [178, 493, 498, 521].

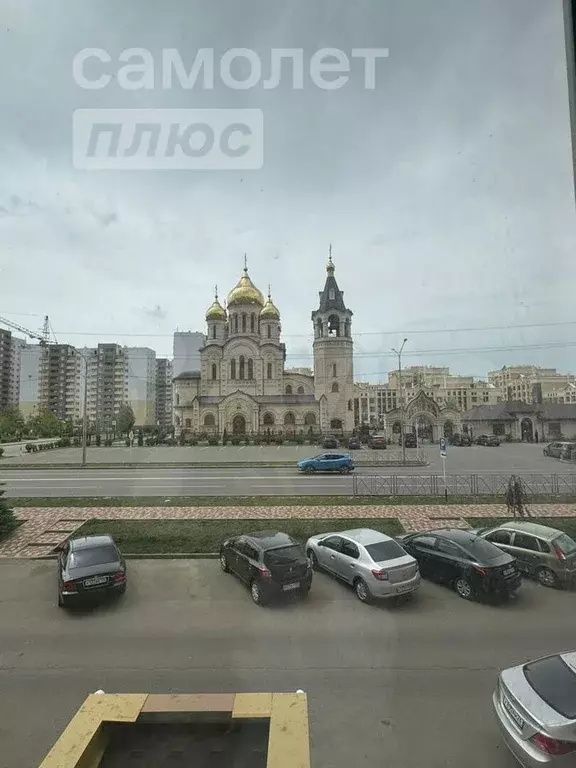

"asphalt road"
[1, 559, 573, 768]
[0, 445, 566, 498]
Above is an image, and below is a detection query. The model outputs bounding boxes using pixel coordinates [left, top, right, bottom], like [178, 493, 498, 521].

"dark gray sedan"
[57, 535, 127, 607]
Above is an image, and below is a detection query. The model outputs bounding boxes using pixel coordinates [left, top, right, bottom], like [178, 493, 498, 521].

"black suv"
[322, 435, 339, 449]
[396, 528, 521, 601]
[57, 535, 127, 607]
[404, 434, 417, 448]
[220, 531, 312, 605]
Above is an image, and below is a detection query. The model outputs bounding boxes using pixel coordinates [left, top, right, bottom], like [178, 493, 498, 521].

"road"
[0, 444, 568, 498]
[1, 559, 573, 767]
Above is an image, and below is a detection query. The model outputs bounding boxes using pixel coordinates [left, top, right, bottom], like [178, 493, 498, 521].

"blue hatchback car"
[297, 452, 355, 474]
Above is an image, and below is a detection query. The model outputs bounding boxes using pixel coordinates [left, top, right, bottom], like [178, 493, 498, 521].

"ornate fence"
[354, 449, 429, 466]
[352, 473, 576, 497]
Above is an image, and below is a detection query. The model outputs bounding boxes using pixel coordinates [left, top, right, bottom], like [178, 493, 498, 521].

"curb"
[0, 461, 428, 470]
[32, 552, 220, 560]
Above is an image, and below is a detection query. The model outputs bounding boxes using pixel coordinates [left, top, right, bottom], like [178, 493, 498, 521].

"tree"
[27, 408, 63, 438]
[116, 405, 136, 436]
[0, 406, 25, 441]
[0, 483, 17, 540]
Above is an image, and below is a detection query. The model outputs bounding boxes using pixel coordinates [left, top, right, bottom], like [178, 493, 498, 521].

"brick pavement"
[2, 503, 576, 558]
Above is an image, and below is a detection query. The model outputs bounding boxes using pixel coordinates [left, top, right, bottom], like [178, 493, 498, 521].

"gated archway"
[443, 420, 454, 439]
[521, 418, 534, 442]
[232, 414, 246, 435]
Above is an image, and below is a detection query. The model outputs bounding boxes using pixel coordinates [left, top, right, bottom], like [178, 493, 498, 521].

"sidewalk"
[2, 502, 576, 558]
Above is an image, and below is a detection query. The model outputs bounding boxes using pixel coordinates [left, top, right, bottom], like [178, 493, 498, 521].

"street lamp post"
[392, 338, 408, 464]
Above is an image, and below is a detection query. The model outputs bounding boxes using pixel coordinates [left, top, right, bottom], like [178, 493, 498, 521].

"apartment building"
[0, 329, 11, 411]
[155, 358, 173, 429]
[38, 344, 84, 421]
[17, 342, 42, 418]
[127, 347, 156, 426]
[488, 366, 576, 404]
[173, 331, 204, 377]
[354, 366, 498, 427]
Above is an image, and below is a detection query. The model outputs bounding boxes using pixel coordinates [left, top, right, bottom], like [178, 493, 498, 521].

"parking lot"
[2, 558, 574, 767]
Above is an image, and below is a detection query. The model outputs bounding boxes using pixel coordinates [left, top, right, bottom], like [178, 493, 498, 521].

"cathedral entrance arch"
[413, 413, 434, 443]
[521, 418, 534, 442]
[232, 414, 246, 435]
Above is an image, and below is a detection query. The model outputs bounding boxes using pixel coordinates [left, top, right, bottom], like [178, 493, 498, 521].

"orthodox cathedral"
[173, 253, 355, 436]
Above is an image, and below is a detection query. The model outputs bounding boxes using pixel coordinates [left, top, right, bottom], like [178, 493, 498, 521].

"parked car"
[297, 452, 355, 474]
[348, 437, 362, 450]
[543, 440, 576, 458]
[451, 433, 472, 446]
[477, 434, 501, 446]
[494, 651, 576, 765]
[305, 528, 420, 603]
[472, 520, 576, 588]
[219, 531, 312, 606]
[404, 434, 417, 448]
[368, 435, 387, 449]
[322, 435, 339, 449]
[57, 535, 127, 608]
[396, 528, 521, 600]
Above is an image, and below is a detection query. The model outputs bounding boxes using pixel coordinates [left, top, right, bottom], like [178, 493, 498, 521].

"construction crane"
[0, 314, 56, 345]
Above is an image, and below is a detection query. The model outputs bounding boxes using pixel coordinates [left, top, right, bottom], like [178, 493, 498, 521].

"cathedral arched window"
[231, 359, 236, 379]
[328, 315, 340, 336]
[212, 325, 216, 339]
[234, 315, 238, 333]
[185, 418, 191, 428]
[297, 386, 304, 394]
[204, 413, 216, 427]
[248, 359, 254, 380]
[304, 412, 316, 425]
[211, 363, 217, 381]
[250, 314, 255, 333]
[263, 412, 275, 425]
[285, 385, 293, 395]
[267, 325, 271, 339]
[332, 363, 337, 378]
[267, 362, 272, 380]
[317, 319, 323, 337]
[176, 394, 180, 406]
[284, 412, 296, 426]
[348, 399, 353, 411]
[331, 382, 339, 393]
[239, 355, 245, 380]
[329, 288, 335, 300]
[242, 314, 246, 333]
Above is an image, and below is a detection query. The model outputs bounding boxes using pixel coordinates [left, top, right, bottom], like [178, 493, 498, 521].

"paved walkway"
[2, 503, 576, 558]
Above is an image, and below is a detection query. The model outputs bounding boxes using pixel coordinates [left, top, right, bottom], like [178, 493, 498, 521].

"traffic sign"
[439, 437, 447, 457]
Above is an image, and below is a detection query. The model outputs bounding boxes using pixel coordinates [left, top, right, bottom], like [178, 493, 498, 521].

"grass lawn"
[74, 517, 404, 554]
[467, 517, 576, 539]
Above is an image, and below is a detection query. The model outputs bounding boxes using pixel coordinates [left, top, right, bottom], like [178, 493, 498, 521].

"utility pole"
[73, 348, 89, 467]
[392, 338, 408, 463]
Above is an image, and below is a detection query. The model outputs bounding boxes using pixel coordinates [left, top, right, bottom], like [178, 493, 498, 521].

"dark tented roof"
[173, 370, 201, 381]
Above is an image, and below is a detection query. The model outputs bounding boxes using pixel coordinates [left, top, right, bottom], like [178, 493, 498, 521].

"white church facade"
[173, 255, 355, 437]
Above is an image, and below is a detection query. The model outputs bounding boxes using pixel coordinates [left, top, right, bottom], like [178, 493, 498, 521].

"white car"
[304, 528, 420, 603]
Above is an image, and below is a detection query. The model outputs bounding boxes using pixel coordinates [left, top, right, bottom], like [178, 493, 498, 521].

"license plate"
[396, 584, 413, 594]
[84, 576, 108, 587]
[502, 695, 524, 729]
[283, 582, 300, 591]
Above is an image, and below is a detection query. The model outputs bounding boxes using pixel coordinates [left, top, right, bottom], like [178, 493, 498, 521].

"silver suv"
[304, 528, 420, 603]
[473, 520, 576, 588]
[543, 440, 576, 459]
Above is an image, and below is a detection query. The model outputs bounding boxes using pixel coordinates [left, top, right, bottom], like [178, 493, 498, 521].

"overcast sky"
[1, 0, 575, 381]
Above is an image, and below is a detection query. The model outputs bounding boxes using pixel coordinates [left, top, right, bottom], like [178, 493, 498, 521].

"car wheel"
[307, 550, 318, 570]
[454, 576, 474, 600]
[250, 580, 268, 606]
[117, 583, 127, 595]
[304, 466, 315, 474]
[339, 466, 350, 474]
[537, 567, 559, 589]
[354, 578, 372, 604]
[57, 590, 65, 608]
[220, 552, 230, 573]
[299, 586, 310, 599]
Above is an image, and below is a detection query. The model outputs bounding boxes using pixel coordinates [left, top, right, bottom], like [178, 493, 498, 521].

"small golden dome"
[227, 265, 265, 308]
[205, 287, 227, 321]
[260, 288, 280, 320]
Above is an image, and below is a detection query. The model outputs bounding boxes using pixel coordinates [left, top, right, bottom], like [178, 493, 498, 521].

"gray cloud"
[0, 0, 575, 378]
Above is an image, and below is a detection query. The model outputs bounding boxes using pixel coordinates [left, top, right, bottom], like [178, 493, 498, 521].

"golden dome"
[260, 288, 280, 320]
[205, 287, 227, 321]
[227, 266, 265, 308]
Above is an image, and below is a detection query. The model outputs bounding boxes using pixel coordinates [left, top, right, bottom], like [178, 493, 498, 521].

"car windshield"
[69, 546, 118, 569]
[524, 656, 576, 719]
[264, 545, 302, 566]
[462, 537, 504, 563]
[365, 540, 406, 562]
[554, 534, 576, 555]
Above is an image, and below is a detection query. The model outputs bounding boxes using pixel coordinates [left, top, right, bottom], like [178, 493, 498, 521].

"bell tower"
[311, 247, 354, 433]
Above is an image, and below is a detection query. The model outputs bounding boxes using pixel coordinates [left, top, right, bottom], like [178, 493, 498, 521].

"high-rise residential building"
[173, 331, 204, 377]
[85, 344, 156, 428]
[8, 336, 27, 406]
[0, 328, 12, 411]
[18, 342, 42, 418]
[38, 344, 84, 421]
[155, 358, 173, 429]
[488, 366, 576, 404]
[126, 347, 156, 426]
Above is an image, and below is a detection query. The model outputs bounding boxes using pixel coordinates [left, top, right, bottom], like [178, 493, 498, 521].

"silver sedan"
[304, 528, 420, 603]
[494, 651, 576, 766]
